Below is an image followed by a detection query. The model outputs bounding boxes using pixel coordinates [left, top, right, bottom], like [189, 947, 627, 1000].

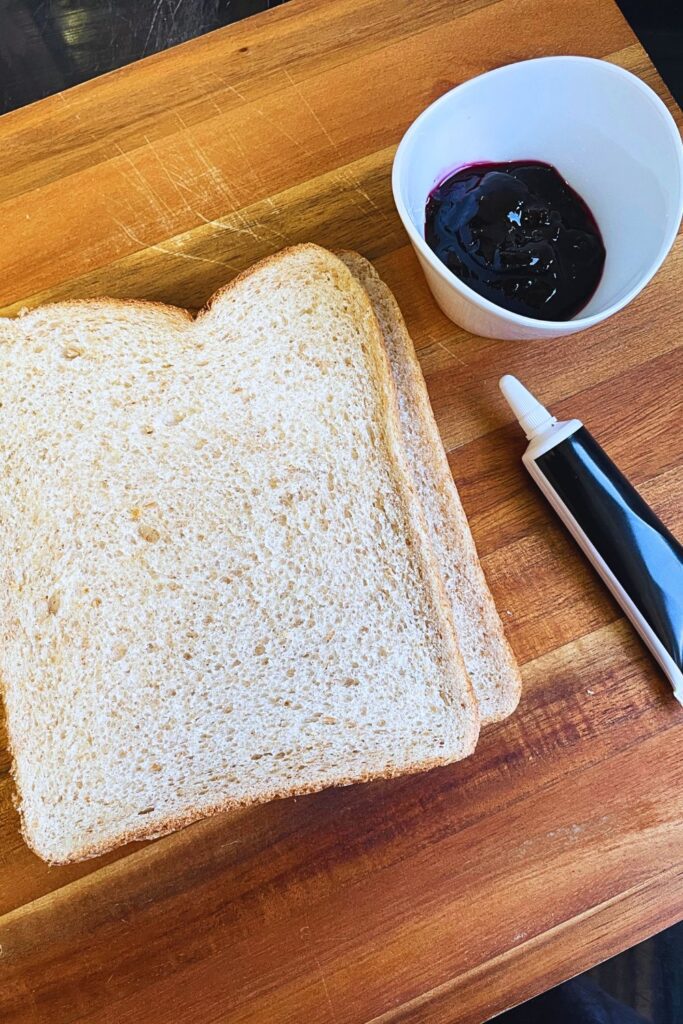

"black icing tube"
[500, 375, 683, 703]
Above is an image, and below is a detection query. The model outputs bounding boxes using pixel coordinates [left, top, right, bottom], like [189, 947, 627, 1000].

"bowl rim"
[391, 55, 683, 334]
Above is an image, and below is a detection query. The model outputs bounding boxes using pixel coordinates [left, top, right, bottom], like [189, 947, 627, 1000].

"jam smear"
[425, 160, 605, 321]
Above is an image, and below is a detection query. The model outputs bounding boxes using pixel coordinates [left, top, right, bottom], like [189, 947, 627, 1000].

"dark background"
[0, 0, 288, 113]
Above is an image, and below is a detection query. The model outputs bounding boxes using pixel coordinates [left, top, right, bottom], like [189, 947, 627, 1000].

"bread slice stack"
[0, 244, 520, 864]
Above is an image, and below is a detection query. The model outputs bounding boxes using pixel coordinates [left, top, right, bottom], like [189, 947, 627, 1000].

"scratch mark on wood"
[283, 68, 339, 154]
[314, 951, 338, 1024]
[254, 107, 312, 157]
[193, 209, 259, 242]
[113, 142, 176, 227]
[340, 169, 395, 233]
[110, 216, 238, 272]
[194, 205, 288, 250]
[300, 915, 338, 1024]
[141, 128, 265, 247]
[436, 337, 468, 368]
[260, 196, 290, 242]
[180, 130, 286, 248]
[224, 122, 266, 190]
[143, 134, 196, 220]
[222, 126, 290, 246]
[224, 82, 248, 104]
[255, 107, 313, 157]
[204, 72, 249, 106]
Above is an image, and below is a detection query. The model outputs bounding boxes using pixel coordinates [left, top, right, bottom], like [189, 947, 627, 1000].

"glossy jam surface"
[425, 160, 606, 321]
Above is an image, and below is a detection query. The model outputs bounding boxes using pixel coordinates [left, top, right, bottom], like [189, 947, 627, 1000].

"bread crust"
[337, 250, 521, 724]
[27, 752, 461, 864]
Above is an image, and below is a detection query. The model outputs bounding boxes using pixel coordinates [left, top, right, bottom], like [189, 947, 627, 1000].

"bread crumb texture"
[0, 245, 479, 863]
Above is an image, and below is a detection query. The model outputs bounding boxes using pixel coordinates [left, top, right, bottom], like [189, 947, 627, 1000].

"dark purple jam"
[425, 160, 605, 321]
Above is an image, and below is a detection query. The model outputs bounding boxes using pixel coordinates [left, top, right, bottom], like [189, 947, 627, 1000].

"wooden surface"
[1, 1, 682, 1022]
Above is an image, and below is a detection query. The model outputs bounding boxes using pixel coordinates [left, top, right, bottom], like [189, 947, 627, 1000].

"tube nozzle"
[499, 375, 557, 440]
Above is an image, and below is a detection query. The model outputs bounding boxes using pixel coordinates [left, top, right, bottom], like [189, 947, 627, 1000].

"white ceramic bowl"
[392, 56, 683, 341]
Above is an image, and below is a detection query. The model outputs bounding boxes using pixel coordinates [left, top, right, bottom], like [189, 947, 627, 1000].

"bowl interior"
[397, 58, 683, 319]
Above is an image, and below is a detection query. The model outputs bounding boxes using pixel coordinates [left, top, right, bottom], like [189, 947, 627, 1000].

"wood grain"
[0, 1, 681, 1022]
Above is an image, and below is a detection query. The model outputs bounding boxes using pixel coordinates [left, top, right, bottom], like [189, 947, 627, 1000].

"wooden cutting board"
[1, 1, 681, 1022]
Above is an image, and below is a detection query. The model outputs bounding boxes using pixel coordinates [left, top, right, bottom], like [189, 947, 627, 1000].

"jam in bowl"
[425, 160, 606, 322]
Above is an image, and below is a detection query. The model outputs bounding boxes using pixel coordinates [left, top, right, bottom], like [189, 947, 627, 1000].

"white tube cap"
[499, 375, 557, 440]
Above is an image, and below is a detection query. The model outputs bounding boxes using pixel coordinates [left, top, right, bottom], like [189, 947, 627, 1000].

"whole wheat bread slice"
[338, 251, 521, 724]
[0, 243, 479, 864]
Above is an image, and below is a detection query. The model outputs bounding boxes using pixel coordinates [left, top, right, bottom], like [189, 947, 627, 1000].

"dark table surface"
[0, 1, 681, 1022]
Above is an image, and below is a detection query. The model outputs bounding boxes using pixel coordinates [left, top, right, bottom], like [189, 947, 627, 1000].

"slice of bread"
[339, 251, 521, 724]
[0, 243, 479, 864]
